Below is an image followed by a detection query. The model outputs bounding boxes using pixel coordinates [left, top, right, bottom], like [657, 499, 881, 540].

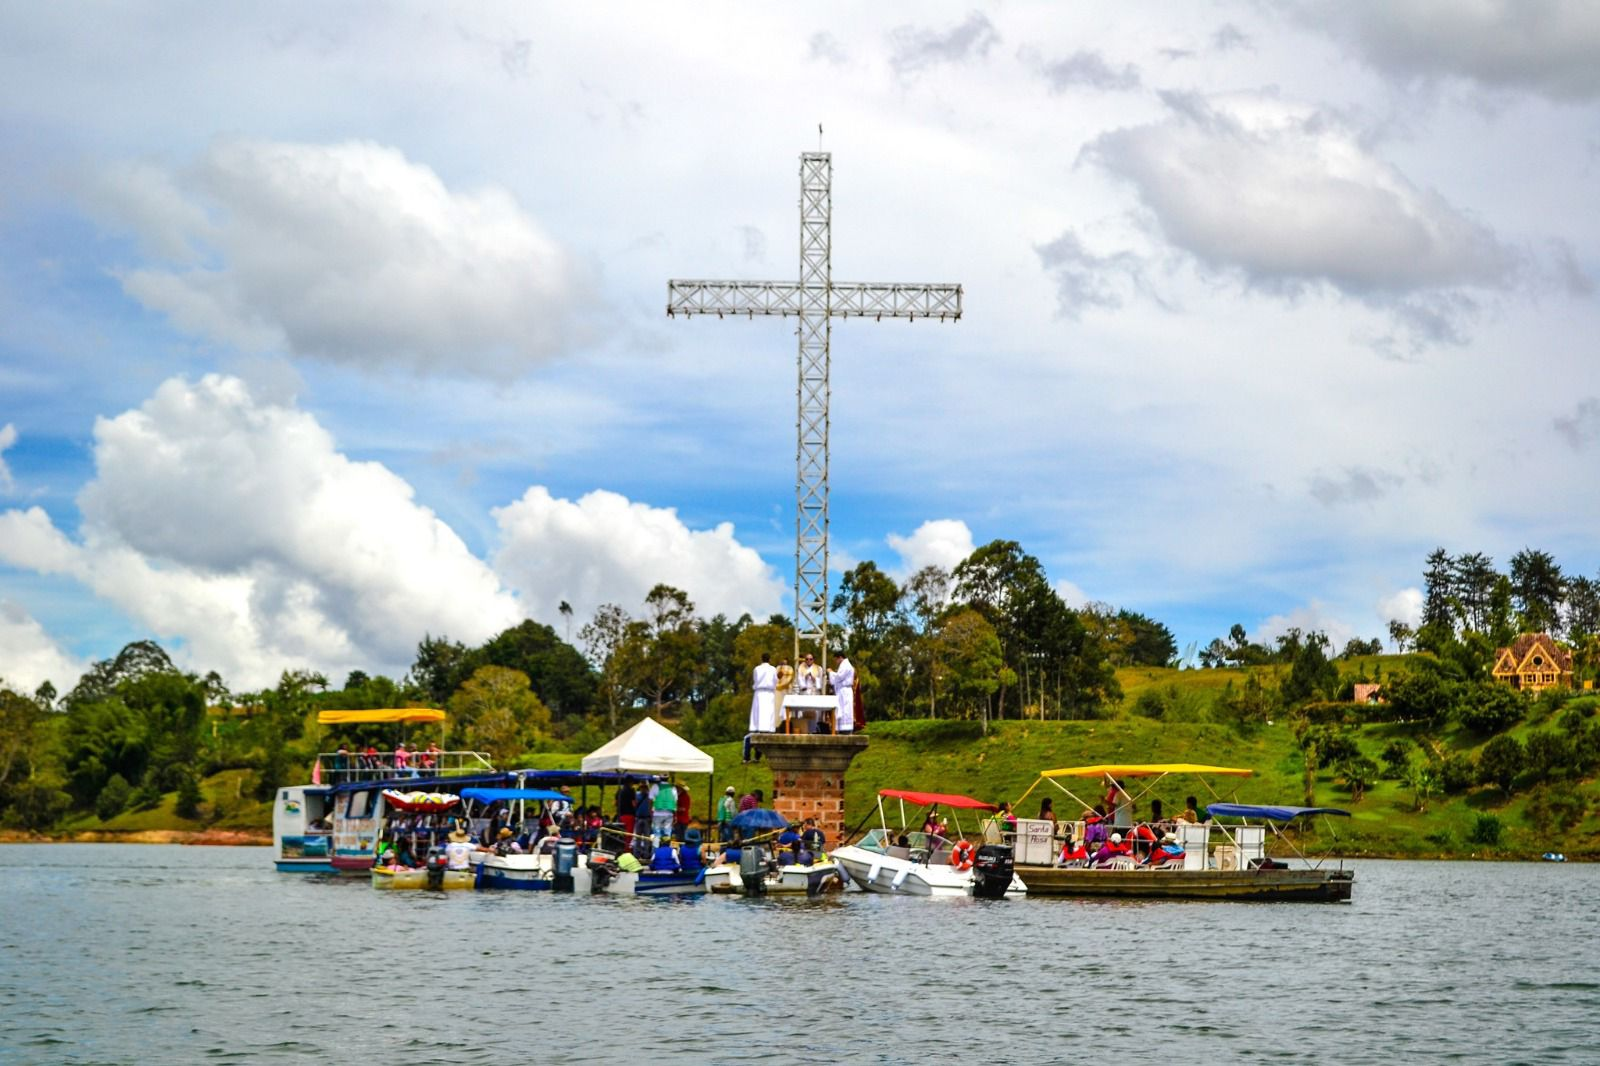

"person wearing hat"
[493, 826, 523, 857]
[445, 824, 474, 870]
[715, 786, 737, 843]
[1143, 833, 1185, 867]
[1092, 832, 1131, 866]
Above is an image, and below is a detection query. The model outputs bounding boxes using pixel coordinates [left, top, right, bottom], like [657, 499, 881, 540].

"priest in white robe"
[829, 653, 855, 733]
[750, 652, 778, 733]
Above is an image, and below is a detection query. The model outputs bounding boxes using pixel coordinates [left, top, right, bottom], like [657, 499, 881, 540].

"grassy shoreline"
[14, 695, 1594, 860]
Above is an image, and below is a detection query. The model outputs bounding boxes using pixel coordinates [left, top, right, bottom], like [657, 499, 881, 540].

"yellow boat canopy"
[1041, 763, 1253, 779]
[316, 708, 446, 725]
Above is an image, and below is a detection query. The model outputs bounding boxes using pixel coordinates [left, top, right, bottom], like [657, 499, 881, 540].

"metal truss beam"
[667, 280, 963, 320]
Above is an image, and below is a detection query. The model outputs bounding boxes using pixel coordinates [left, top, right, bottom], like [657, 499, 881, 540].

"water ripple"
[1, 846, 1598, 1063]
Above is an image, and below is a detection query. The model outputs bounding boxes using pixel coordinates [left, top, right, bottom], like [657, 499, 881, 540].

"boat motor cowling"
[424, 846, 448, 890]
[739, 845, 767, 896]
[970, 844, 1014, 900]
[553, 841, 578, 893]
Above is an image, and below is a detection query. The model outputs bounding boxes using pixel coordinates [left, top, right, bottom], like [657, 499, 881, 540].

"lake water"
[1, 845, 1595, 1064]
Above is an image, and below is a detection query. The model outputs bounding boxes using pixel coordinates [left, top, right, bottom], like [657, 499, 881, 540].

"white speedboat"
[831, 789, 1026, 898]
[704, 856, 845, 895]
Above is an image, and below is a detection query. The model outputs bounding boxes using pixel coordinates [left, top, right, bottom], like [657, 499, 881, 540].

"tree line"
[0, 537, 1177, 831]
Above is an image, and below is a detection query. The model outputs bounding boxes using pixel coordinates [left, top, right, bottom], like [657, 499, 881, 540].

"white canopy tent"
[581, 716, 714, 776]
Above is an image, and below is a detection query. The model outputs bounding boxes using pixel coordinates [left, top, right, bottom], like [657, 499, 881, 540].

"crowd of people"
[1037, 792, 1207, 869]
[370, 778, 828, 878]
[745, 649, 860, 761]
[325, 741, 445, 782]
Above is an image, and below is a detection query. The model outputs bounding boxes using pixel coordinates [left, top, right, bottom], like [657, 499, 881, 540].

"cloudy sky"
[2, 2, 1598, 692]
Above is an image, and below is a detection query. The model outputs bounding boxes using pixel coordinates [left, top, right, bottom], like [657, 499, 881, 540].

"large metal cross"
[668, 152, 962, 664]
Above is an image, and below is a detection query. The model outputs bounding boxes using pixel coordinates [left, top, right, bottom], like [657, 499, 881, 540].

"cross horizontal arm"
[667, 280, 962, 320]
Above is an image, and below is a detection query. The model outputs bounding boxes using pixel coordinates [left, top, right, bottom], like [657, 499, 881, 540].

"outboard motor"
[553, 840, 578, 893]
[740, 844, 767, 896]
[588, 852, 614, 894]
[424, 846, 449, 890]
[970, 843, 1015, 900]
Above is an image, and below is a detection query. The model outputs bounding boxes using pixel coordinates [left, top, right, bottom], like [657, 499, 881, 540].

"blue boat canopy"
[460, 788, 570, 804]
[1206, 803, 1351, 821]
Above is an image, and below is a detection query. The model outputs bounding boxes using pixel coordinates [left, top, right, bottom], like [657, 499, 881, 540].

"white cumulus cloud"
[0, 374, 522, 687]
[97, 140, 588, 377]
[1087, 91, 1514, 339]
[885, 519, 976, 578]
[1294, 0, 1600, 101]
[1251, 599, 1358, 652]
[1378, 587, 1424, 629]
[0, 600, 85, 694]
[492, 487, 784, 626]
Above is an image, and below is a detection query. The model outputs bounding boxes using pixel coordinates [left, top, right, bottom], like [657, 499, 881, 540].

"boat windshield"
[855, 828, 952, 856]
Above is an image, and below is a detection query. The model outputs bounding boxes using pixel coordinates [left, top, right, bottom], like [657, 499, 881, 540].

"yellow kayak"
[370, 865, 475, 890]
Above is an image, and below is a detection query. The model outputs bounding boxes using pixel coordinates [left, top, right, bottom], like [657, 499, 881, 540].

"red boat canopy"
[879, 788, 997, 811]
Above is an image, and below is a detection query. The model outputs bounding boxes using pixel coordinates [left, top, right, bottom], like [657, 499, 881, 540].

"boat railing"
[317, 750, 496, 783]
[1002, 817, 1274, 871]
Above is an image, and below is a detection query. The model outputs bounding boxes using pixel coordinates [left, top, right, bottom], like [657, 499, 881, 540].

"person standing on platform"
[775, 657, 794, 732]
[795, 653, 822, 695]
[716, 786, 737, 842]
[652, 775, 678, 843]
[830, 652, 856, 733]
[744, 652, 778, 762]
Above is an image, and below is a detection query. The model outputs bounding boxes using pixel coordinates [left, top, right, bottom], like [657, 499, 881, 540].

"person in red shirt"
[674, 782, 692, 834]
[738, 788, 763, 812]
[1060, 839, 1089, 865]
[1092, 832, 1131, 866]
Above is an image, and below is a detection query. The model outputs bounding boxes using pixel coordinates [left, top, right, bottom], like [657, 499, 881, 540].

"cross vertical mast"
[797, 153, 832, 659]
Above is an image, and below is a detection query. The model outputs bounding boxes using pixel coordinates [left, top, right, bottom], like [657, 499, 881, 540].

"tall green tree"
[447, 665, 552, 760]
[1421, 548, 1455, 632]
[480, 619, 596, 719]
[579, 604, 632, 733]
[1452, 552, 1497, 633]
[1509, 548, 1565, 636]
[935, 608, 1004, 729]
[1565, 575, 1600, 640]
[633, 585, 702, 714]
[1119, 610, 1178, 667]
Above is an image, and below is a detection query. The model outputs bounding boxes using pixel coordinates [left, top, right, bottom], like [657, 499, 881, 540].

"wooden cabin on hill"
[1491, 633, 1572, 692]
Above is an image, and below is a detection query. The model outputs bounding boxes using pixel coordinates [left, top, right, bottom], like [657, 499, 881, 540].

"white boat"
[831, 789, 1026, 898]
[704, 857, 845, 895]
[272, 785, 337, 873]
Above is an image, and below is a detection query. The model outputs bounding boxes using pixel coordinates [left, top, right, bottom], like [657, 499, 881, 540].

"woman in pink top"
[394, 743, 410, 773]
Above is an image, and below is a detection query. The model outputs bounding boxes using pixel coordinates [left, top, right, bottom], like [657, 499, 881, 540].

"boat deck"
[1016, 864, 1354, 903]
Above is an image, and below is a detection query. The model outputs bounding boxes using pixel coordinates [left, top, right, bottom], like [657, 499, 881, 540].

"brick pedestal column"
[750, 733, 868, 848]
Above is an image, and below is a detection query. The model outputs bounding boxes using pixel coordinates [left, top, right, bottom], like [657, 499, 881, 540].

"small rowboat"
[370, 865, 475, 890]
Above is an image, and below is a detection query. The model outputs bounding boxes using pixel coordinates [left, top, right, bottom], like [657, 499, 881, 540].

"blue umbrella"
[732, 807, 790, 833]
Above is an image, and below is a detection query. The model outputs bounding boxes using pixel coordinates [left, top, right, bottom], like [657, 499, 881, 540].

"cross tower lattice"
[668, 152, 962, 665]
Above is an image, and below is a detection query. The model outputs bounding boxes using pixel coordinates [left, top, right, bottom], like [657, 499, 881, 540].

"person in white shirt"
[829, 653, 856, 733]
[745, 652, 778, 762]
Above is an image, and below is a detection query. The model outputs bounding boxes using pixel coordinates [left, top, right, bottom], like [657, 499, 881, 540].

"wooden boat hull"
[1015, 864, 1354, 903]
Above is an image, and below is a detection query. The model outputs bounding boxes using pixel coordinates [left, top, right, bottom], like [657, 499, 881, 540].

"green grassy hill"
[64, 658, 1600, 859]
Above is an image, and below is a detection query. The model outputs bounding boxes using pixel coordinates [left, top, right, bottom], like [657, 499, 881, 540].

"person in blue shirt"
[800, 818, 825, 855]
[650, 840, 680, 872]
